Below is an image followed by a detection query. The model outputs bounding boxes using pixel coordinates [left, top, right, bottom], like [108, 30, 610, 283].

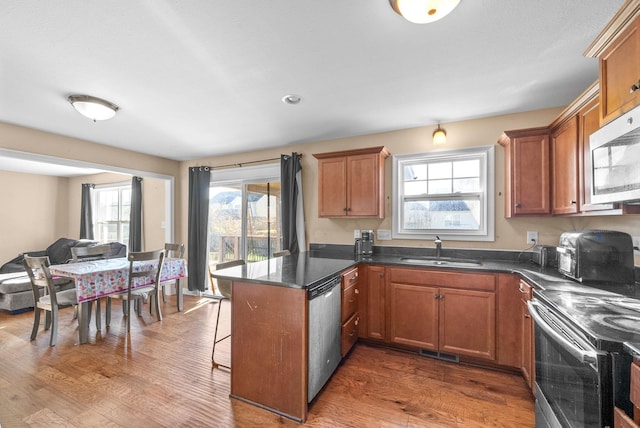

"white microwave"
[590, 104, 640, 204]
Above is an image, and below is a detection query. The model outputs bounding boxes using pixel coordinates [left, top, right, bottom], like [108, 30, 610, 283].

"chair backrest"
[23, 255, 58, 306]
[164, 243, 185, 258]
[71, 244, 112, 262]
[211, 259, 245, 299]
[274, 250, 290, 257]
[127, 249, 165, 292]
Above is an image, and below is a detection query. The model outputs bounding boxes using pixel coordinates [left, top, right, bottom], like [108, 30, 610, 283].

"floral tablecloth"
[49, 257, 188, 303]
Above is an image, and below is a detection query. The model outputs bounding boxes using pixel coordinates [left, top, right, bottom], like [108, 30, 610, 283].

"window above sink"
[392, 145, 495, 242]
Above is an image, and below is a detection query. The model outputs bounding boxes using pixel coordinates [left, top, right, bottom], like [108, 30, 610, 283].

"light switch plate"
[377, 229, 391, 240]
[354, 229, 361, 239]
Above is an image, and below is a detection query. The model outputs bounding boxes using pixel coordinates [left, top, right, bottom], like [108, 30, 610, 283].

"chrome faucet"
[435, 236, 442, 258]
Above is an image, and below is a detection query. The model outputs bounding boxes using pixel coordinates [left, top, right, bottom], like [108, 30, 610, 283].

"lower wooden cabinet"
[381, 266, 498, 362]
[341, 266, 359, 357]
[615, 406, 640, 428]
[520, 280, 535, 394]
[362, 265, 386, 341]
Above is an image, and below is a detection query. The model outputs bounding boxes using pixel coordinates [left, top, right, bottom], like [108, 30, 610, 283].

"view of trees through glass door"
[208, 180, 282, 267]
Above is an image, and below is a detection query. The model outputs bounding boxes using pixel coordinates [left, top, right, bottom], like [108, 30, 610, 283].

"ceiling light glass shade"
[433, 125, 447, 145]
[68, 95, 119, 121]
[390, 0, 461, 24]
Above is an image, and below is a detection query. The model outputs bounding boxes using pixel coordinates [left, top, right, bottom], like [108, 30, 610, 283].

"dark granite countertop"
[213, 243, 640, 356]
[210, 252, 357, 289]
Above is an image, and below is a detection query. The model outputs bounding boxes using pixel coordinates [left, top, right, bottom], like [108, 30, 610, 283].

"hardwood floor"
[0, 295, 534, 427]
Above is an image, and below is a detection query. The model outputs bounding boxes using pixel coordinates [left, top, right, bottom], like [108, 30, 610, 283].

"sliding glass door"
[208, 164, 282, 267]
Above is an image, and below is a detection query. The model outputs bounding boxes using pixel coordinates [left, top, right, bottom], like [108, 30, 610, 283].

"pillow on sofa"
[46, 238, 80, 265]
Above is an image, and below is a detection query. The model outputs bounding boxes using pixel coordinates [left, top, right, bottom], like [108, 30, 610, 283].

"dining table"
[49, 257, 188, 344]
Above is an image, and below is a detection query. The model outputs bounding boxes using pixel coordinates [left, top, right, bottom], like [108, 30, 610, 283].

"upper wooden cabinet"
[551, 116, 579, 215]
[498, 128, 550, 217]
[313, 146, 390, 218]
[585, 2, 640, 125]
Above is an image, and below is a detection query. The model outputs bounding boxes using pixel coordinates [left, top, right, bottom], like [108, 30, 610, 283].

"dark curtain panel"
[128, 176, 143, 253]
[188, 166, 210, 292]
[281, 153, 305, 254]
[79, 183, 95, 240]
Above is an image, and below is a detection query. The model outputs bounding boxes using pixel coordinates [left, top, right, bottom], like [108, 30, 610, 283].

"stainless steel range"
[529, 282, 640, 427]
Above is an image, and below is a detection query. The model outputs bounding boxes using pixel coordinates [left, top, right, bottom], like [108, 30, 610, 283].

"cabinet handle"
[631, 81, 640, 93]
[354, 288, 359, 294]
[379, 273, 384, 277]
[355, 316, 359, 325]
[349, 330, 357, 337]
[515, 202, 522, 208]
[343, 207, 348, 212]
[569, 200, 576, 205]
[350, 274, 357, 280]
[435, 294, 444, 300]
[524, 314, 531, 319]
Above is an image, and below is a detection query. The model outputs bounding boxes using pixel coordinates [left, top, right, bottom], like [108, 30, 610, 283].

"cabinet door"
[521, 298, 534, 391]
[365, 265, 386, 341]
[317, 156, 347, 217]
[388, 282, 438, 350]
[551, 116, 579, 214]
[438, 288, 496, 360]
[347, 153, 383, 217]
[496, 273, 522, 368]
[512, 133, 550, 215]
[600, 17, 640, 125]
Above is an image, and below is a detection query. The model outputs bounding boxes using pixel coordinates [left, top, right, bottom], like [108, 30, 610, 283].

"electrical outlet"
[377, 229, 391, 240]
[633, 236, 640, 256]
[354, 229, 361, 239]
[526, 231, 538, 245]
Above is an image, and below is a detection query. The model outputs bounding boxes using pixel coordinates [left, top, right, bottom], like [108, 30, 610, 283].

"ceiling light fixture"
[282, 94, 302, 105]
[390, 0, 461, 24]
[433, 124, 447, 145]
[68, 95, 119, 121]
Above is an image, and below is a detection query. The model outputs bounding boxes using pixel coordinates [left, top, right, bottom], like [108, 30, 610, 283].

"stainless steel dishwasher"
[307, 275, 341, 402]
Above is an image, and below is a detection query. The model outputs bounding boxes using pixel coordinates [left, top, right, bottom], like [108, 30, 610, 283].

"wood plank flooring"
[0, 295, 534, 427]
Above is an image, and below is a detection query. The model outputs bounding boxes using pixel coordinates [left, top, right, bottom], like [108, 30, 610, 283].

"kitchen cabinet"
[313, 146, 390, 218]
[387, 267, 496, 361]
[498, 127, 550, 217]
[496, 273, 522, 369]
[361, 264, 386, 341]
[341, 266, 359, 357]
[616, 359, 640, 427]
[551, 116, 579, 214]
[519, 280, 535, 394]
[586, 11, 640, 126]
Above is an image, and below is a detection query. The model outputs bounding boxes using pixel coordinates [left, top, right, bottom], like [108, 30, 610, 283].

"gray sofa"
[0, 238, 126, 313]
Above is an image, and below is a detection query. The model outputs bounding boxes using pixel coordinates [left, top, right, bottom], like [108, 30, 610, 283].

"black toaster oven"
[557, 230, 635, 284]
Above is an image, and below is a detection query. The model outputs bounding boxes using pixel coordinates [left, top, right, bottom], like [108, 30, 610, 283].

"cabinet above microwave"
[590, 104, 640, 204]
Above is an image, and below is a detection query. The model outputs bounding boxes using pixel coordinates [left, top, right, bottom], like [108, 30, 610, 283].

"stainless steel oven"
[528, 299, 612, 427]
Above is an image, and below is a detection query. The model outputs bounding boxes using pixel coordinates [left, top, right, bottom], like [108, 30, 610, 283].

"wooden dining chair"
[160, 243, 184, 303]
[70, 244, 113, 330]
[208, 259, 245, 369]
[23, 255, 78, 346]
[107, 249, 165, 332]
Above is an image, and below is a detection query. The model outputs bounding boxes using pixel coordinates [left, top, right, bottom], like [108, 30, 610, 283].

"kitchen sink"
[399, 257, 482, 267]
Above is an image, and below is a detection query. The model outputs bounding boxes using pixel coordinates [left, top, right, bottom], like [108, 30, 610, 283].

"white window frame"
[392, 145, 495, 241]
[93, 181, 131, 245]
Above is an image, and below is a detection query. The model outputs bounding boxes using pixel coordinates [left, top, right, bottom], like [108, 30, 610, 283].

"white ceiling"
[0, 0, 626, 167]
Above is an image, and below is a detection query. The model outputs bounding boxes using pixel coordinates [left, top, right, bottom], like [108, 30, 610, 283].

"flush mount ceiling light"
[282, 94, 302, 105]
[68, 95, 119, 121]
[390, 0, 461, 24]
[433, 124, 447, 145]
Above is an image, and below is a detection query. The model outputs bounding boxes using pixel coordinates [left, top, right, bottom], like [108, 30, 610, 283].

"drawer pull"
[354, 288, 359, 294]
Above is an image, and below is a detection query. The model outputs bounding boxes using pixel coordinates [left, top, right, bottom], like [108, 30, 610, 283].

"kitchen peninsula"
[212, 245, 640, 424]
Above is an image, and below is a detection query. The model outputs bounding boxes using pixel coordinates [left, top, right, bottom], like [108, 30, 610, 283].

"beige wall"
[0, 170, 70, 262]
[181, 107, 640, 256]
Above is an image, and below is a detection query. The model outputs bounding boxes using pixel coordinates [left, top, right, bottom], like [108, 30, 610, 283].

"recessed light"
[282, 94, 302, 105]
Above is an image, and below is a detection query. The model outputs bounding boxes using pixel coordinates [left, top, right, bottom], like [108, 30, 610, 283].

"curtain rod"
[208, 153, 303, 170]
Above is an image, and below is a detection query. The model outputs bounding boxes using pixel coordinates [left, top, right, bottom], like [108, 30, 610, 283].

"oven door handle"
[527, 300, 604, 365]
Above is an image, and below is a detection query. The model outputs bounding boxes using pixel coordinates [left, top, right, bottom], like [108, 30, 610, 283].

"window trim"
[92, 180, 132, 245]
[392, 145, 495, 242]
